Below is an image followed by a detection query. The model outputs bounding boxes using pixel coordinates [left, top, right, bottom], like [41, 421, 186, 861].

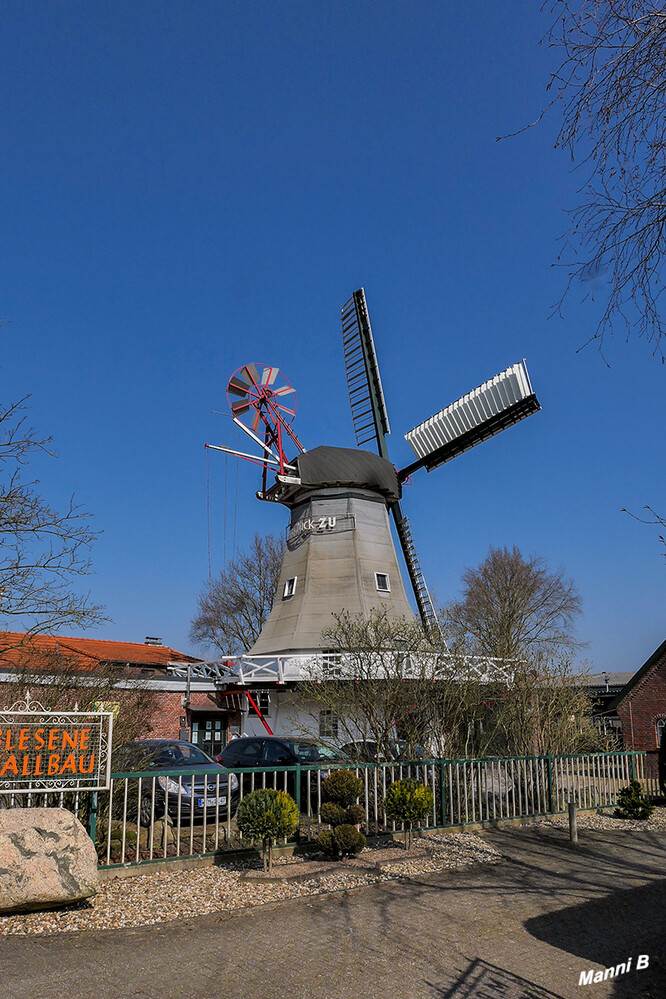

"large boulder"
[0, 807, 99, 914]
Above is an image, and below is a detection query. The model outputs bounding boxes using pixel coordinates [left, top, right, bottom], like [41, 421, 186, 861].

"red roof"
[0, 631, 201, 671]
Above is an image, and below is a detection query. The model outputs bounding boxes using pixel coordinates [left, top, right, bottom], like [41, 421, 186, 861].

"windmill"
[206, 290, 541, 658]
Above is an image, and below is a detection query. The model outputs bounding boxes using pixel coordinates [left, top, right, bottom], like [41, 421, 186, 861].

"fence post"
[546, 755, 554, 814]
[630, 753, 636, 780]
[439, 759, 446, 826]
[89, 791, 99, 844]
[568, 800, 578, 844]
[295, 763, 302, 842]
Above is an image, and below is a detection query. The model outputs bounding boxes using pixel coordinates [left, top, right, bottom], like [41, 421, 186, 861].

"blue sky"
[2, 2, 664, 671]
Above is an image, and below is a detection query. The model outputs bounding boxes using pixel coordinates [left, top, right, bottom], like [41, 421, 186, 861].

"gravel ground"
[527, 805, 666, 833]
[0, 831, 500, 937]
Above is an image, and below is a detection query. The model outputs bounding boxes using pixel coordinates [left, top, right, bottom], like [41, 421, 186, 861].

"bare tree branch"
[189, 532, 286, 654]
[444, 545, 583, 661]
[540, 2, 666, 357]
[0, 396, 105, 636]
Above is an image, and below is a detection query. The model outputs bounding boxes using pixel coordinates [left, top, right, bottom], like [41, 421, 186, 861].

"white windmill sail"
[402, 360, 539, 475]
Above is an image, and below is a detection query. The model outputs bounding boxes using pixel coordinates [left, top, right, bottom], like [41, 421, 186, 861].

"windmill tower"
[206, 290, 541, 660]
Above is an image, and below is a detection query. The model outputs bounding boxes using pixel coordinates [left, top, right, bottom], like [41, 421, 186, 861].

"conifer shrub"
[334, 824, 366, 857]
[614, 780, 654, 821]
[320, 802, 347, 827]
[318, 824, 366, 859]
[346, 803, 366, 826]
[236, 788, 299, 872]
[383, 778, 434, 849]
[319, 770, 366, 840]
[321, 770, 363, 808]
[317, 829, 336, 858]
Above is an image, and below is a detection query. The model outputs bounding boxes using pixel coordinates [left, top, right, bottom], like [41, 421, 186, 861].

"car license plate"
[198, 796, 226, 807]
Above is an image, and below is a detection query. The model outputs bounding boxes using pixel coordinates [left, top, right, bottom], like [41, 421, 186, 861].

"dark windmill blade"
[228, 375, 251, 397]
[341, 289, 391, 459]
[398, 361, 540, 481]
[341, 289, 443, 640]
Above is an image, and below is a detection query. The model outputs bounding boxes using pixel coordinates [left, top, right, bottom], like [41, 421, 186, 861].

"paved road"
[2, 825, 665, 999]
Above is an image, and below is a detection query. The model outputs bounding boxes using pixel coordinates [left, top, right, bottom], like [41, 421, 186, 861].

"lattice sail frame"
[0, 707, 114, 794]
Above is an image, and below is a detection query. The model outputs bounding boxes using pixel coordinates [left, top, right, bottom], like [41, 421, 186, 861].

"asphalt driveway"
[2, 825, 664, 999]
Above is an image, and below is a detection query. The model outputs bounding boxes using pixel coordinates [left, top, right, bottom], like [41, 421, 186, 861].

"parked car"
[112, 739, 240, 824]
[339, 739, 425, 763]
[216, 736, 349, 804]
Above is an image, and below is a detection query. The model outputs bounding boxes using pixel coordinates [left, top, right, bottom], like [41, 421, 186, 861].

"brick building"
[0, 632, 242, 758]
[612, 638, 666, 791]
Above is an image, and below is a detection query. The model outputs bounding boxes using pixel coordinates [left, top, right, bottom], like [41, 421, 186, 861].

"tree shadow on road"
[427, 957, 567, 998]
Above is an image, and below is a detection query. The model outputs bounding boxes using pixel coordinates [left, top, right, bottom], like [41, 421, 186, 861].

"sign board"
[0, 705, 113, 794]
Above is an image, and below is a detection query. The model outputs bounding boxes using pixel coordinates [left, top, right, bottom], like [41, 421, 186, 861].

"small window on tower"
[375, 572, 390, 593]
[248, 691, 271, 717]
[283, 576, 297, 599]
[657, 718, 665, 747]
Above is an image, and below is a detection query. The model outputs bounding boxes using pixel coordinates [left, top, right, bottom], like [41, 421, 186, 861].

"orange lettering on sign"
[35, 728, 45, 749]
[47, 754, 61, 775]
[0, 756, 18, 777]
[62, 730, 79, 751]
[18, 729, 30, 751]
[79, 729, 92, 751]
[47, 730, 60, 751]
[78, 754, 96, 774]
[34, 754, 43, 776]
[59, 754, 77, 775]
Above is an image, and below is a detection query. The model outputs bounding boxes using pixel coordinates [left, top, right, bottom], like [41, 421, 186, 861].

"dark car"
[340, 739, 425, 764]
[113, 739, 240, 824]
[216, 736, 348, 803]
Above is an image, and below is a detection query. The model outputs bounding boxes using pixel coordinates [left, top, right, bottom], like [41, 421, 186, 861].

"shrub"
[317, 829, 337, 858]
[383, 778, 434, 849]
[321, 770, 363, 808]
[236, 789, 299, 871]
[346, 803, 366, 827]
[321, 802, 347, 827]
[334, 824, 366, 857]
[317, 824, 366, 859]
[614, 780, 654, 821]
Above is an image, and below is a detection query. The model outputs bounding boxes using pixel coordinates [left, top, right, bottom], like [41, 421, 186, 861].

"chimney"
[145, 636, 163, 647]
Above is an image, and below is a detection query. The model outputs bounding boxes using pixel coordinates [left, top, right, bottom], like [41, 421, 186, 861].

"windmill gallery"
[169, 289, 541, 743]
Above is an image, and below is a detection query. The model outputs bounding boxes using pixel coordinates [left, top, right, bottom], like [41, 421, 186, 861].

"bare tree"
[296, 610, 440, 761]
[295, 608, 604, 761]
[539, 2, 666, 356]
[488, 657, 612, 757]
[623, 504, 666, 560]
[445, 546, 582, 661]
[0, 396, 105, 640]
[296, 610, 507, 760]
[190, 532, 285, 654]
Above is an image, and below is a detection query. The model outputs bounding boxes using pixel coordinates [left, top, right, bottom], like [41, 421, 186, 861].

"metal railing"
[1, 750, 648, 869]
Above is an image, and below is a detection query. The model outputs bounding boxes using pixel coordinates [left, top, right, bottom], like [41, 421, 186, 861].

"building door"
[191, 714, 227, 758]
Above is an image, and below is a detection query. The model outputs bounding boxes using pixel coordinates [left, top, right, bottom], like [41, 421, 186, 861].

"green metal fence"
[0, 749, 647, 870]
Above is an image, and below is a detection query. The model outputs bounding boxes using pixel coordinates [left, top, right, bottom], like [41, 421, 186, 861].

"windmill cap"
[293, 445, 401, 502]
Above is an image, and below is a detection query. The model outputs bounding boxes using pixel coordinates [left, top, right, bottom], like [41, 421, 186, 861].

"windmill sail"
[341, 288, 442, 639]
[393, 512, 441, 637]
[400, 360, 540, 480]
[341, 289, 391, 458]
